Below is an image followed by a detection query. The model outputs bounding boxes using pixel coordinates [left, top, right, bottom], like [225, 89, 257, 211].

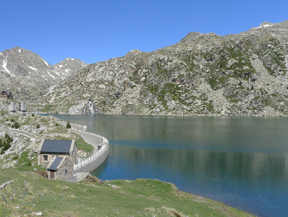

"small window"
[65, 169, 68, 174]
[43, 155, 48, 161]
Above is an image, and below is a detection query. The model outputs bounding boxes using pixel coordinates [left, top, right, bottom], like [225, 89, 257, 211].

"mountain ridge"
[40, 20, 288, 116]
[0, 46, 86, 101]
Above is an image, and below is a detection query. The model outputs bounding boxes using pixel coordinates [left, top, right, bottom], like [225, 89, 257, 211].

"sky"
[0, 0, 287, 65]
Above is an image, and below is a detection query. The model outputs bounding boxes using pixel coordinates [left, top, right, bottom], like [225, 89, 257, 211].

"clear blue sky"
[1, 0, 287, 65]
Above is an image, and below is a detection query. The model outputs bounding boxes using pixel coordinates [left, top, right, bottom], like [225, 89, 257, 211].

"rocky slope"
[43, 20, 288, 116]
[0, 47, 86, 101]
[53, 57, 86, 75]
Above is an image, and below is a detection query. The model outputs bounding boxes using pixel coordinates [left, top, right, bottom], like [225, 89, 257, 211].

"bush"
[66, 122, 71, 128]
[32, 114, 34, 117]
[12, 155, 19, 161]
[36, 124, 40, 128]
[0, 149, 4, 155]
[10, 119, 15, 122]
[5, 133, 13, 143]
[55, 123, 59, 126]
[27, 160, 32, 167]
[13, 122, 20, 129]
[3, 143, 11, 150]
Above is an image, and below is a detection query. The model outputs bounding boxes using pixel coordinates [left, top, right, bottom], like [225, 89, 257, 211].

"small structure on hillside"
[0, 91, 13, 100]
[8, 102, 16, 113]
[46, 157, 74, 180]
[18, 102, 26, 112]
[37, 139, 78, 180]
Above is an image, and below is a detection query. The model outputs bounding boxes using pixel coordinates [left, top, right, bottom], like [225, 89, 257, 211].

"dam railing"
[73, 131, 109, 174]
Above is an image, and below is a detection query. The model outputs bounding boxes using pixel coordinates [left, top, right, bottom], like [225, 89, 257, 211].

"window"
[43, 155, 48, 161]
[65, 169, 68, 174]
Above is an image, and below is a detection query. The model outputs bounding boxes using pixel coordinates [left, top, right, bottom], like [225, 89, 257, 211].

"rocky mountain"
[53, 58, 86, 74]
[43, 20, 288, 116]
[0, 47, 86, 101]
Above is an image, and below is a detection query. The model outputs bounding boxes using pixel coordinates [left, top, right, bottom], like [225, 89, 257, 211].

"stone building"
[46, 156, 74, 180]
[37, 139, 78, 168]
[0, 91, 13, 100]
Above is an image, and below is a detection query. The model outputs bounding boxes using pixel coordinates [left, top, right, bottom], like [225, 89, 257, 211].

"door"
[50, 171, 55, 179]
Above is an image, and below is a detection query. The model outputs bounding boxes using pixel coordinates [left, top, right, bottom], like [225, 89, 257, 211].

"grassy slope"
[54, 134, 94, 153]
[0, 168, 254, 217]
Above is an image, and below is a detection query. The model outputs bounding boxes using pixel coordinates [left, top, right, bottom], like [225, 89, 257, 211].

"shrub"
[12, 155, 19, 161]
[3, 143, 11, 150]
[27, 160, 32, 167]
[0, 149, 4, 155]
[66, 121, 71, 128]
[13, 122, 20, 129]
[10, 119, 15, 122]
[55, 123, 59, 126]
[5, 133, 13, 143]
[36, 124, 40, 128]
[32, 114, 34, 117]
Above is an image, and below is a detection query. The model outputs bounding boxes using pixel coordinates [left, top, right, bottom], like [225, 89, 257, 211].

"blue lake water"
[51, 114, 288, 217]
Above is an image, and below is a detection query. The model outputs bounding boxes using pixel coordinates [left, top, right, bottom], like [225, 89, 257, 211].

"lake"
[51, 114, 288, 217]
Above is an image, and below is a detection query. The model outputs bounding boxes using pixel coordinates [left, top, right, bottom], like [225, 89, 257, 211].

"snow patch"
[2, 59, 14, 76]
[46, 71, 55, 79]
[65, 69, 70, 73]
[28, 66, 38, 71]
[54, 70, 60, 76]
[71, 58, 75, 60]
[254, 24, 273, 29]
[19, 49, 21, 53]
[59, 64, 63, 68]
[42, 58, 49, 66]
[0, 52, 3, 56]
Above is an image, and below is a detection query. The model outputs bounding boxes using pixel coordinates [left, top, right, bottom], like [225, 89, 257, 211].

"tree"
[66, 121, 71, 128]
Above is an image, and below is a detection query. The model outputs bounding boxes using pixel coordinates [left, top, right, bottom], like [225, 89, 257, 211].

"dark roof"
[2, 91, 8, 96]
[41, 140, 72, 154]
[47, 157, 63, 171]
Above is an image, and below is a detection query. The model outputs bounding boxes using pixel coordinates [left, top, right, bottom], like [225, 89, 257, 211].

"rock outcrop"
[0, 47, 86, 101]
[42, 20, 288, 116]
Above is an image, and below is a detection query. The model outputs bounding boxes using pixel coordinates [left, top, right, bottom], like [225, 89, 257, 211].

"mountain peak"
[259, 21, 274, 28]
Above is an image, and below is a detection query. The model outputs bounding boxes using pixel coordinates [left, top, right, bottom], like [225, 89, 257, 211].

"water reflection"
[50, 114, 288, 216]
[93, 144, 288, 216]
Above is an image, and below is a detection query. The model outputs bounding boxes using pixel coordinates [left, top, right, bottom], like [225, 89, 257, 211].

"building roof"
[40, 140, 73, 154]
[47, 157, 63, 171]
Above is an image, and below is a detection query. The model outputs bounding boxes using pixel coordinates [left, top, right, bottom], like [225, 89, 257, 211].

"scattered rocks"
[41, 20, 288, 117]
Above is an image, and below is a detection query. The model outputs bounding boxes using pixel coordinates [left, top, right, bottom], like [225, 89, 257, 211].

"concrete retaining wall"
[68, 131, 109, 182]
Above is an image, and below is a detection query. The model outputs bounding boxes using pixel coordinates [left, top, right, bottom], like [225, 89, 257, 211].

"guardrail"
[73, 136, 109, 173]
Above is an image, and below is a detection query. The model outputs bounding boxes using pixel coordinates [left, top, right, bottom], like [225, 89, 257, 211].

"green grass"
[14, 151, 38, 170]
[0, 168, 254, 217]
[42, 105, 54, 112]
[75, 136, 94, 153]
[53, 135, 94, 153]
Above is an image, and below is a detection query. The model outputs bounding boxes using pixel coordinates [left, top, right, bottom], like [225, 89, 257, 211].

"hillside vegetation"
[42, 21, 288, 116]
[0, 169, 254, 217]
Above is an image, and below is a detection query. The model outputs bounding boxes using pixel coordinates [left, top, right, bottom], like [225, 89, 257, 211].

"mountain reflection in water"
[50, 114, 288, 217]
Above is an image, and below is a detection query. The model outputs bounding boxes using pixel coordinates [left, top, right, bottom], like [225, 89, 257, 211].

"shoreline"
[0, 113, 256, 216]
